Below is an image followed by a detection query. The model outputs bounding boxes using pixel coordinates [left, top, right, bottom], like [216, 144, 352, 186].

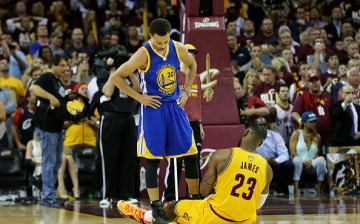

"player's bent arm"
[258, 163, 273, 210]
[251, 107, 269, 116]
[110, 48, 147, 102]
[200, 152, 218, 197]
[29, 84, 55, 102]
[102, 67, 116, 97]
[175, 41, 197, 92]
[200, 149, 231, 197]
[129, 73, 142, 93]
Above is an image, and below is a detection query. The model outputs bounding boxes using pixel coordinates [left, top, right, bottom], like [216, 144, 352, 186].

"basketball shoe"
[117, 200, 151, 224]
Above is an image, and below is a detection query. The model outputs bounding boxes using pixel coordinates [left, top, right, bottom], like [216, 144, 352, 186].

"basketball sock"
[144, 211, 153, 222]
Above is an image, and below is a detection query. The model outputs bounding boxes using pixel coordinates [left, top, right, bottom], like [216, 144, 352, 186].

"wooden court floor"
[1, 195, 359, 224]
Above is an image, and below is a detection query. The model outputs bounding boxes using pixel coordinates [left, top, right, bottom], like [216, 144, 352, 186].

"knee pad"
[146, 159, 161, 188]
[183, 155, 199, 179]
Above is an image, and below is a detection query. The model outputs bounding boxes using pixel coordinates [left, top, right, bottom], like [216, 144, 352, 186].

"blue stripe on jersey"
[140, 40, 180, 101]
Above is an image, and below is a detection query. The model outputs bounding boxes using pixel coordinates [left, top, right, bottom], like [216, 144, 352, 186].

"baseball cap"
[185, 44, 198, 55]
[307, 72, 320, 82]
[301, 111, 317, 122]
[267, 37, 279, 45]
[74, 83, 87, 92]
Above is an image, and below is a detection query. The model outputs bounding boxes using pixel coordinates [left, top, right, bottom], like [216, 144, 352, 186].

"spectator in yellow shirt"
[57, 83, 98, 199]
[0, 56, 26, 106]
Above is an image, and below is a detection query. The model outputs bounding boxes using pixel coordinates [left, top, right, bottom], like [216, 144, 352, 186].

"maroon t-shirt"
[292, 91, 332, 143]
[320, 72, 338, 86]
[282, 70, 296, 87]
[253, 81, 281, 107]
[247, 96, 267, 108]
[296, 44, 314, 62]
[178, 71, 202, 121]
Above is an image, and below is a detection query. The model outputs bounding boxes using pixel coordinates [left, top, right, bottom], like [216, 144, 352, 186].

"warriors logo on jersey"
[157, 64, 177, 94]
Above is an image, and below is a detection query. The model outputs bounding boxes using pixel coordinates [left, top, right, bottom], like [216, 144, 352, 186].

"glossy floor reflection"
[1, 195, 359, 224]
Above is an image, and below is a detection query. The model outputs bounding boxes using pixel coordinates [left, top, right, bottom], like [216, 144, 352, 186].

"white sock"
[144, 211, 153, 222]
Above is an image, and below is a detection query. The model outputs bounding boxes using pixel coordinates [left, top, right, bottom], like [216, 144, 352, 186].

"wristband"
[298, 118, 302, 124]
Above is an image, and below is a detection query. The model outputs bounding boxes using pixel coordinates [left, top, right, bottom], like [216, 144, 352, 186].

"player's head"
[149, 18, 171, 36]
[241, 124, 267, 149]
[149, 18, 171, 52]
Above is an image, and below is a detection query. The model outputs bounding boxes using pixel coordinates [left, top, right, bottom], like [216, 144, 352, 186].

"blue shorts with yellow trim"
[137, 101, 197, 159]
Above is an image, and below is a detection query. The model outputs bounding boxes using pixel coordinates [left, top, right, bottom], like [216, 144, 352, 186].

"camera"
[93, 46, 128, 69]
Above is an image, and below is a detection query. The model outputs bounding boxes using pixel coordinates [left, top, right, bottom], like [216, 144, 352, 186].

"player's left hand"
[177, 90, 189, 108]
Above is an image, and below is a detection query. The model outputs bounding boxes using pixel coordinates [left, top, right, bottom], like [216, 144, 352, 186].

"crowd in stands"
[232, 0, 360, 196]
[1, 0, 360, 200]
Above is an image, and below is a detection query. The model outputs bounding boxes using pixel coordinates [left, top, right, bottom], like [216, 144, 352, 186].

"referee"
[97, 58, 140, 204]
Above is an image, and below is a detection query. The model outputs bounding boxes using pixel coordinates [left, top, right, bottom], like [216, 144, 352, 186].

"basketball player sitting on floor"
[117, 124, 273, 224]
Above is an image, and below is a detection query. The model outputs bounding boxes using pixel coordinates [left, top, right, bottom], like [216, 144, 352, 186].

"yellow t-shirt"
[0, 76, 26, 106]
[207, 147, 267, 222]
[63, 122, 96, 147]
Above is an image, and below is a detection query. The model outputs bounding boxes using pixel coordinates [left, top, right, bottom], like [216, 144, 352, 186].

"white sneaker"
[126, 198, 138, 204]
[99, 198, 111, 208]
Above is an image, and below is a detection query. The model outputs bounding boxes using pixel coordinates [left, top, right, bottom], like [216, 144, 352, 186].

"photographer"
[234, 77, 269, 126]
[30, 55, 68, 207]
[96, 55, 140, 204]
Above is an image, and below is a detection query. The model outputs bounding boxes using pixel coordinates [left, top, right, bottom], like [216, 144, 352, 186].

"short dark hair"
[227, 31, 237, 38]
[0, 55, 9, 62]
[76, 50, 89, 58]
[263, 65, 277, 74]
[279, 83, 289, 90]
[325, 51, 338, 63]
[297, 61, 308, 69]
[248, 124, 267, 141]
[29, 66, 42, 77]
[49, 55, 68, 67]
[149, 18, 171, 36]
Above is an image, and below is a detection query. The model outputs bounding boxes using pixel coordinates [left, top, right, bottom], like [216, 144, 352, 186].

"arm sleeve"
[257, 193, 268, 210]
[5, 18, 16, 33]
[292, 94, 304, 114]
[17, 81, 26, 97]
[331, 101, 346, 118]
[12, 108, 23, 126]
[253, 84, 262, 98]
[253, 96, 267, 108]
[3, 90, 16, 115]
[17, 51, 30, 71]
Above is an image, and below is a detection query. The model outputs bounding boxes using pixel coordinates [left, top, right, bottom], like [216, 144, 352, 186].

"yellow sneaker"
[117, 200, 150, 224]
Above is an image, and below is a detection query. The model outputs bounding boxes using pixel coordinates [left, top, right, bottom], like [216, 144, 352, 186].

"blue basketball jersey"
[138, 40, 180, 102]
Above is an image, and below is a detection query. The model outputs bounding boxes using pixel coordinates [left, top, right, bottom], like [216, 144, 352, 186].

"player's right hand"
[139, 94, 161, 109]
